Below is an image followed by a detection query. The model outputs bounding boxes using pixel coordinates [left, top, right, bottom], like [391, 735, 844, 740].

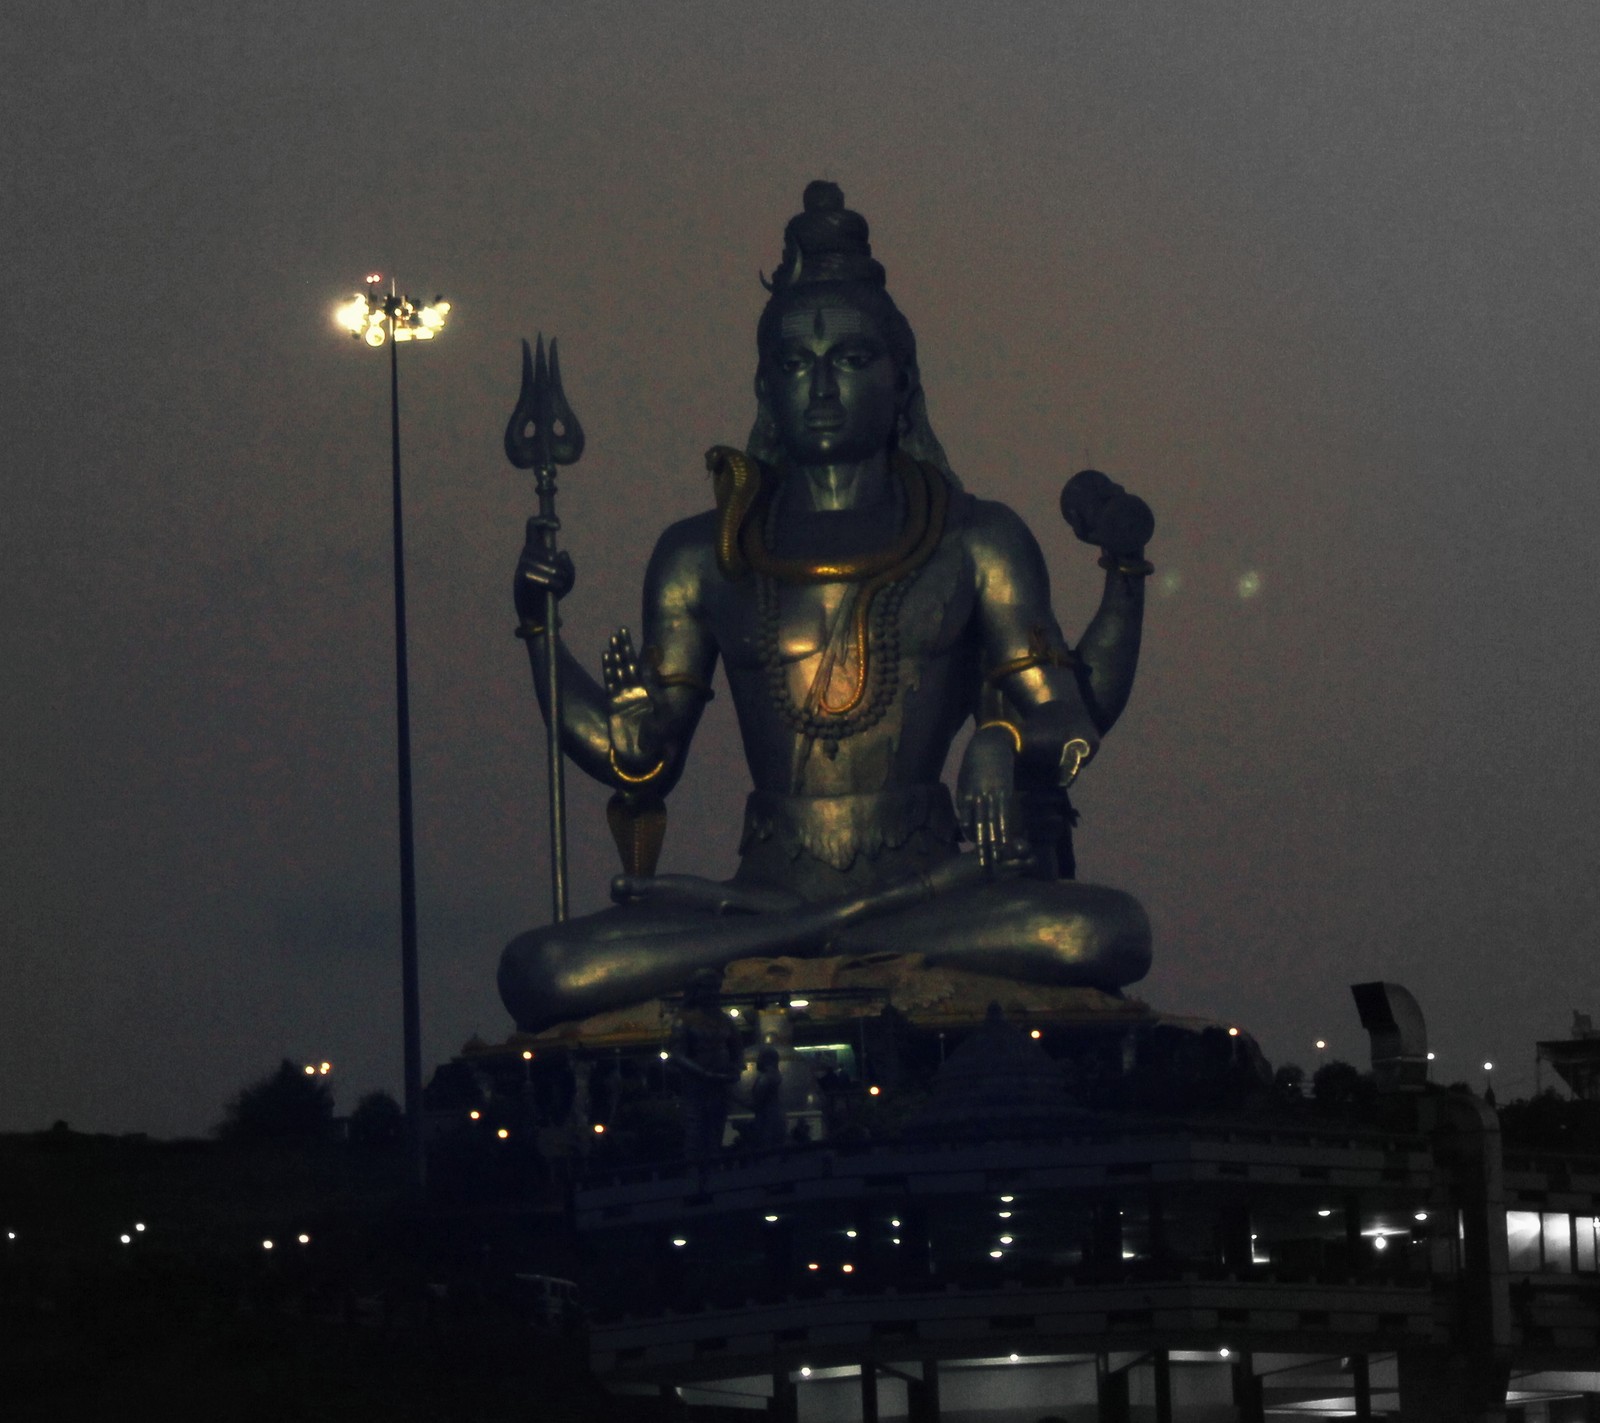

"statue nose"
[810, 359, 838, 401]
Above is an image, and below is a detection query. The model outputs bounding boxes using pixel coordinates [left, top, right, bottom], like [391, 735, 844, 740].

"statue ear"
[896, 368, 919, 427]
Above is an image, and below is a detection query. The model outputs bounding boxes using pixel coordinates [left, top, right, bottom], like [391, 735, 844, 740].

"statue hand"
[514, 516, 575, 624]
[603, 627, 664, 773]
[1060, 469, 1155, 558]
[957, 723, 1026, 873]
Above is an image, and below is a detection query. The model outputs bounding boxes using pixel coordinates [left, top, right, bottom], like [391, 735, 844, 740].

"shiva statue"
[500, 182, 1155, 1034]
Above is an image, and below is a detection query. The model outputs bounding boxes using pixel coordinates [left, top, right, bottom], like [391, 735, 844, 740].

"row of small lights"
[667, 1192, 1428, 1262]
[472, 1034, 1496, 1141]
[1315, 1037, 1470, 1070]
[672, 1195, 1019, 1267]
[792, 1349, 1255, 1379]
[3, 1222, 315, 1252]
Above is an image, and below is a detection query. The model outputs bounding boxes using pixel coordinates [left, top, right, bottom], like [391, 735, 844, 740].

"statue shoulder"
[964, 495, 1048, 564]
[645, 509, 720, 595]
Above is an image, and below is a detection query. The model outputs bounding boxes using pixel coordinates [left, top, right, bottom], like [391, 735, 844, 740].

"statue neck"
[786, 451, 893, 512]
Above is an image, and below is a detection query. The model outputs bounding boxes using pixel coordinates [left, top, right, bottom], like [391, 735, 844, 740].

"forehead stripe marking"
[779, 308, 867, 339]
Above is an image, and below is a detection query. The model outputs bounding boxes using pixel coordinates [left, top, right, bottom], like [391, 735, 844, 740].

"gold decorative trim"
[609, 746, 668, 786]
[976, 719, 1024, 753]
[985, 627, 1077, 685]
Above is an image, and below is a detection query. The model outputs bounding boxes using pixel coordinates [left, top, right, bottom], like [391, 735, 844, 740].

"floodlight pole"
[389, 325, 424, 1192]
[336, 278, 448, 1192]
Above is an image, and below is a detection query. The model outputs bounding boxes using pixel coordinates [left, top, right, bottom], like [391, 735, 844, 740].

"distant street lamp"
[335, 275, 450, 1189]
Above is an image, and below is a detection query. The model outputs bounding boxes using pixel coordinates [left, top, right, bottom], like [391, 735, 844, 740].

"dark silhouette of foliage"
[1273, 1063, 1307, 1101]
[215, 1058, 335, 1143]
[348, 1090, 405, 1149]
[1311, 1059, 1377, 1118]
[1498, 1090, 1600, 1154]
[422, 1059, 484, 1112]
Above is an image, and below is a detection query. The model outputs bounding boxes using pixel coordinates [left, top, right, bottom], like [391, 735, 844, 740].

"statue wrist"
[1097, 551, 1154, 577]
[608, 742, 669, 787]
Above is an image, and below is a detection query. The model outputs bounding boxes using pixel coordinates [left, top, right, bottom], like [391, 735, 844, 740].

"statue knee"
[498, 926, 586, 1033]
[1076, 885, 1152, 987]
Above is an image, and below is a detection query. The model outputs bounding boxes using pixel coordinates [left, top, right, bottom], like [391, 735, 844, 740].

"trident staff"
[505, 336, 584, 922]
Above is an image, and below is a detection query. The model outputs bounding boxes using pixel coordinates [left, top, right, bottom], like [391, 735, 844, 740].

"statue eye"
[834, 344, 881, 370]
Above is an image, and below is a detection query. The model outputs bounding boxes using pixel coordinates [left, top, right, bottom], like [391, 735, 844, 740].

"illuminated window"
[1507, 1210, 1576, 1273]
[1544, 1212, 1574, 1273]
[1506, 1211, 1542, 1272]
[1578, 1217, 1599, 1273]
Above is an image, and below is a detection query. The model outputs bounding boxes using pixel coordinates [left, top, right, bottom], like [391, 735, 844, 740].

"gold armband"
[644, 645, 715, 701]
[984, 627, 1078, 686]
[513, 619, 547, 640]
[654, 672, 715, 701]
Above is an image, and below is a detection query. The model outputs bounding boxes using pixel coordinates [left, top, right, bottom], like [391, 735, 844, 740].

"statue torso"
[678, 467, 983, 799]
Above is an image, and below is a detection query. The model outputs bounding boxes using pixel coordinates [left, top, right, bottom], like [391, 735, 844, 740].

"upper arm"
[968, 499, 1080, 714]
[640, 513, 720, 731]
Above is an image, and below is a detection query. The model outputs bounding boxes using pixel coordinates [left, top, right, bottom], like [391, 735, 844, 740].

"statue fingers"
[610, 626, 643, 687]
[1059, 468, 1117, 544]
[971, 795, 997, 871]
[601, 641, 624, 697]
[1098, 492, 1155, 556]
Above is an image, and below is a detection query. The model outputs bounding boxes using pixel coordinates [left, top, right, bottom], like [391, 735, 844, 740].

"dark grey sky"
[5, 3, 1598, 1135]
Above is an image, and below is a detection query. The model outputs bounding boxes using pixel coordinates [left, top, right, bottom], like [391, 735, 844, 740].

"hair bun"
[803, 180, 845, 214]
[764, 180, 884, 293]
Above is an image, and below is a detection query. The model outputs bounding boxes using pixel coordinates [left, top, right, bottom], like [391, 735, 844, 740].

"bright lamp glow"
[337, 283, 448, 349]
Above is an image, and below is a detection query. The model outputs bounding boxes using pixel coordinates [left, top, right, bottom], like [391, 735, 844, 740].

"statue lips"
[803, 403, 847, 432]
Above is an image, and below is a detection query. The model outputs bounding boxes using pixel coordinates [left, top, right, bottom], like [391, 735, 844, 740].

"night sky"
[6, 4, 1598, 1137]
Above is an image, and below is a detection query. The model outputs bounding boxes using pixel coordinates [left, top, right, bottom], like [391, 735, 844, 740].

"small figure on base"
[669, 968, 744, 1158]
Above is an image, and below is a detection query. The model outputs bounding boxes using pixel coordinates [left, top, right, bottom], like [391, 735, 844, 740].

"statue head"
[684, 965, 725, 1008]
[747, 182, 952, 477]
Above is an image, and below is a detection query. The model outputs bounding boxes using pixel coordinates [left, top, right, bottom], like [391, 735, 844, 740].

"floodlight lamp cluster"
[336, 275, 449, 347]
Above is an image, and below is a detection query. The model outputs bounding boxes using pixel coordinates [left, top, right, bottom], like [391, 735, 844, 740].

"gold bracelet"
[513, 619, 547, 640]
[975, 719, 1024, 754]
[1098, 554, 1155, 577]
[609, 745, 668, 786]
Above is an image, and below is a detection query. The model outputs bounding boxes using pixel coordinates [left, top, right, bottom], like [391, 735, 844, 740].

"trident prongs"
[505, 335, 585, 473]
